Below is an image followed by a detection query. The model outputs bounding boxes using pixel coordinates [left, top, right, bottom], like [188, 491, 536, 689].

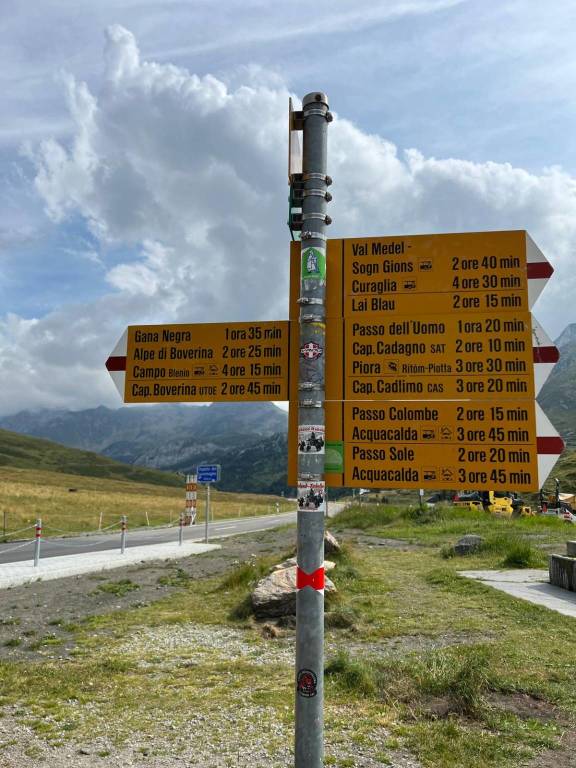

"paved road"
[0, 502, 345, 566]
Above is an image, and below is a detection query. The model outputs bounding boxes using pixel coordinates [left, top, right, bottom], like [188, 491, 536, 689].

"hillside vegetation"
[0, 428, 181, 487]
[0, 429, 292, 538]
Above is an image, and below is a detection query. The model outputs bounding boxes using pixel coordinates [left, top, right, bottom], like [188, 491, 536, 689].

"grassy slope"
[0, 427, 181, 487]
[0, 428, 294, 536]
[0, 465, 293, 536]
[1, 504, 575, 766]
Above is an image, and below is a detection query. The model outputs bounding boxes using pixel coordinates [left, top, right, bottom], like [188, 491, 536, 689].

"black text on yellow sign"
[344, 442, 538, 491]
[288, 400, 540, 490]
[344, 401, 537, 445]
[344, 312, 534, 400]
[125, 322, 290, 403]
[344, 400, 540, 490]
[343, 231, 530, 317]
[291, 231, 534, 318]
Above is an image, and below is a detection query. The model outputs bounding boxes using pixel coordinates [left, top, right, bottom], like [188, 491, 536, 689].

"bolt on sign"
[287, 232, 563, 492]
[106, 321, 290, 403]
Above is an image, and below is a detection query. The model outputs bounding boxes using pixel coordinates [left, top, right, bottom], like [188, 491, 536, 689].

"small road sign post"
[34, 518, 41, 568]
[197, 465, 221, 544]
[294, 92, 332, 768]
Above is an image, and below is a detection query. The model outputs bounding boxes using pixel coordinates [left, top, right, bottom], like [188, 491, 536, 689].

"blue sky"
[1, 0, 576, 414]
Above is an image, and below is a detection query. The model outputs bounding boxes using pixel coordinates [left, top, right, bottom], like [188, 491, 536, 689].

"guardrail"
[0, 514, 193, 568]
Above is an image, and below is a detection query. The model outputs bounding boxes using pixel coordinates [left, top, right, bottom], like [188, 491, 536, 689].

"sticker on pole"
[298, 424, 325, 454]
[297, 668, 318, 698]
[300, 341, 323, 360]
[301, 247, 326, 280]
[297, 481, 326, 512]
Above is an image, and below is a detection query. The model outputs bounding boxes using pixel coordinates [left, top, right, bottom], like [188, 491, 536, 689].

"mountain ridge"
[0, 402, 290, 494]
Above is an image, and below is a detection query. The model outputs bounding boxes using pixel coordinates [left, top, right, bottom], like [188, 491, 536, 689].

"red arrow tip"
[533, 346, 559, 363]
[527, 262, 554, 279]
[537, 436, 565, 455]
[105, 356, 126, 372]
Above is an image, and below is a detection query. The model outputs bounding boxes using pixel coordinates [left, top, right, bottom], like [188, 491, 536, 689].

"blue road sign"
[197, 464, 221, 483]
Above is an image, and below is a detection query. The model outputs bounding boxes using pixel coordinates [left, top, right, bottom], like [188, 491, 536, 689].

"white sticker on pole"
[298, 481, 326, 512]
[298, 424, 325, 454]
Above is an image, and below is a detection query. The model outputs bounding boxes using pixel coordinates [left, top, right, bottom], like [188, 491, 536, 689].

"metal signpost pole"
[205, 483, 210, 544]
[295, 91, 331, 768]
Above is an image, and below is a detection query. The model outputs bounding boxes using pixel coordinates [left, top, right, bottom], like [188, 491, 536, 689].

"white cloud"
[2, 25, 576, 415]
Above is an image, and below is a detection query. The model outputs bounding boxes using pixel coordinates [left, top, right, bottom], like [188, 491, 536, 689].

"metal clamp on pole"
[297, 297, 323, 306]
[33, 518, 42, 568]
[295, 90, 331, 768]
[301, 231, 327, 241]
[298, 382, 323, 391]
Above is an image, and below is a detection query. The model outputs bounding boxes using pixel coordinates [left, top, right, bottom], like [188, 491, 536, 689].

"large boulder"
[454, 534, 485, 556]
[251, 566, 336, 619]
[324, 531, 341, 555]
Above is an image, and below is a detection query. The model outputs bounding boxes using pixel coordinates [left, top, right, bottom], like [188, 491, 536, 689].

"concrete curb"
[460, 568, 576, 619]
[0, 541, 221, 590]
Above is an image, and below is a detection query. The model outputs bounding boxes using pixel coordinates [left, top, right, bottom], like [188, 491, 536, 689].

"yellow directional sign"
[343, 231, 530, 317]
[121, 322, 290, 403]
[291, 231, 548, 319]
[344, 312, 534, 401]
[344, 401, 537, 445]
[288, 400, 540, 489]
[288, 312, 536, 402]
[343, 441, 538, 491]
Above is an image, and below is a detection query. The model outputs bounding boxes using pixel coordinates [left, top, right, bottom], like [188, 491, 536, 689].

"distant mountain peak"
[555, 324, 576, 349]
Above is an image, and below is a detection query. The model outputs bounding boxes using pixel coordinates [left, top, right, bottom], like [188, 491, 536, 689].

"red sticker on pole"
[296, 566, 325, 592]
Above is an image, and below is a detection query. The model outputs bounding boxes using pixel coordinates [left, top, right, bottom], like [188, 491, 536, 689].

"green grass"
[499, 539, 547, 568]
[95, 579, 140, 597]
[0, 503, 574, 767]
[157, 568, 193, 588]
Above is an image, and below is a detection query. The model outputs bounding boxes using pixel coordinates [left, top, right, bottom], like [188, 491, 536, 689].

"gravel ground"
[0, 527, 424, 767]
[0, 527, 294, 661]
[0, 703, 422, 767]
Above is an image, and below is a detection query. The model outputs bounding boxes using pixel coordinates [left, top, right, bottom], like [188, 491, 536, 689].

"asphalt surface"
[0, 511, 298, 566]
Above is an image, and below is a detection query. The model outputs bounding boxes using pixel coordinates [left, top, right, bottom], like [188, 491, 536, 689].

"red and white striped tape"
[185, 474, 197, 520]
[527, 233, 554, 309]
[105, 329, 128, 397]
[535, 402, 564, 488]
[531, 315, 559, 395]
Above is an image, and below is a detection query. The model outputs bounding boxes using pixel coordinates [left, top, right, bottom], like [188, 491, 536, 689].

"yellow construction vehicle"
[453, 491, 533, 517]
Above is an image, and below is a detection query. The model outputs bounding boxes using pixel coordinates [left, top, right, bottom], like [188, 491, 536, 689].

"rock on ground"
[324, 530, 341, 555]
[252, 566, 336, 619]
[454, 534, 485, 556]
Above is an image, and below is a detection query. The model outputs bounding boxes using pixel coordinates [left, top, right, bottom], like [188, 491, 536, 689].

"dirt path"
[0, 526, 294, 660]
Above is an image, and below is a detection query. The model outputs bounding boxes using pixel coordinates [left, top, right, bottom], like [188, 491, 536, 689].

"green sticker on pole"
[325, 441, 344, 473]
[301, 247, 326, 280]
